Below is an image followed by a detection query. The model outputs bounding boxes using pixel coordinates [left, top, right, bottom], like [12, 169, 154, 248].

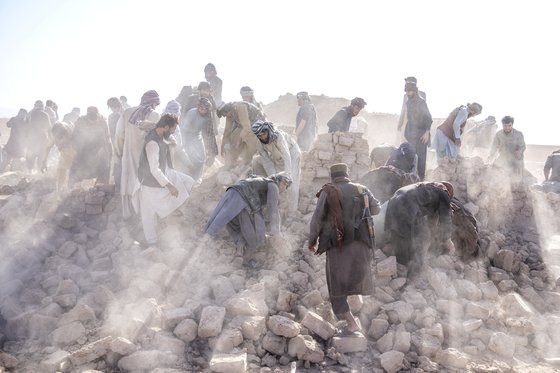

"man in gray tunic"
[180, 97, 214, 180]
[295, 91, 318, 151]
[205, 173, 292, 258]
[488, 115, 526, 179]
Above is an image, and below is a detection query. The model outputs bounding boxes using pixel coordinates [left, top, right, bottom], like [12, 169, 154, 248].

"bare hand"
[166, 183, 179, 197]
[454, 139, 462, 147]
[445, 239, 456, 255]
[420, 131, 430, 144]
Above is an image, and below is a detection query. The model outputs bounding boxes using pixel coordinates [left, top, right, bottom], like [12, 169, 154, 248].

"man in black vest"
[327, 97, 366, 133]
[137, 114, 195, 245]
[309, 163, 380, 334]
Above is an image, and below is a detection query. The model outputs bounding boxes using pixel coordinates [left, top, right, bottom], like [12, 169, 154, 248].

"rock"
[276, 290, 297, 312]
[262, 331, 286, 355]
[519, 287, 546, 311]
[58, 241, 78, 259]
[389, 278, 407, 291]
[463, 319, 483, 332]
[211, 276, 236, 304]
[454, 279, 482, 301]
[224, 284, 268, 317]
[288, 335, 324, 363]
[402, 289, 427, 308]
[149, 332, 186, 357]
[465, 303, 490, 320]
[40, 350, 70, 371]
[377, 331, 395, 353]
[348, 295, 364, 313]
[435, 348, 469, 369]
[480, 281, 499, 299]
[0, 352, 18, 369]
[239, 316, 266, 341]
[117, 350, 178, 371]
[53, 293, 77, 308]
[301, 311, 336, 340]
[501, 293, 533, 317]
[393, 331, 411, 353]
[435, 299, 464, 318]
[173, 319, 198, 343]
[412, 332, 441, 357]
[493, 249, 522, 273]
[331, 334, 368, 353]
[377, 256, 397, 277]
[418, 356, 439, 372]
[50, 321, 86, 346]
[213, 328, 244, 353]
[28, 314, 58, 340]
[489, 332, 515, 358]
[302, 290, 323, 308]
[368, 319, 389, 339]
[498, 279, 518, 292]
[110, 337, 137, 355]
[198, 306, 226, 338]
[58, 304, 97, 326]
[69, 336, 112, 366]
[267, 315, 301, 338]
[209, 352, 247, 373]
[382, 301, 414, 323]
[380, 350, 404, 373]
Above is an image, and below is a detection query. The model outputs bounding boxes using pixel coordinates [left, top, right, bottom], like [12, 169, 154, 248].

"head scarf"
[296, 91, 310, 101]
[163, 100, 181, 116]
[129, 90, 160, 124]
[251, 120, 278, 144]
[398, 142, 415, 158]
[269, 172, 292, 188]
[240, 86, 254, 96]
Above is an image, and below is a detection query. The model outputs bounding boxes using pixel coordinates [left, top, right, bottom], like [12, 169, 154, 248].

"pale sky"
[0, 0, 559, 145]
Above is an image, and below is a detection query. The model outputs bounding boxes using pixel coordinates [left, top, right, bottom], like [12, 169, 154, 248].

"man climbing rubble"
[308, 163, 380, 334]
[136, 114, 195, 246]
[384, 181, 455, 276]
[204, 172, 292, 267]
[251, 120, 301, 212]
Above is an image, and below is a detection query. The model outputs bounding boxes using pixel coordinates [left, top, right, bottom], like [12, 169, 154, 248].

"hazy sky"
[1, 0, 559, 145]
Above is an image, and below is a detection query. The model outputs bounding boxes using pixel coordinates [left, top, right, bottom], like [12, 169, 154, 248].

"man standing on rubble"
[218, 101, 265, 167]
[397, 76, 426, 141]
[137, 114, 195, 245]
[384, 181, 455, 276]
[251, 120, 301, 211]
[400, 81, 432, 180]
[309, 163, 380, 334]
[204, 63, 223, 105]
[488, 115, 526, 179]
[26, 100, 52, 172]
[327, 97, 366, 133]
[433, 103, 483, 160]
[295, 91, 318, 151]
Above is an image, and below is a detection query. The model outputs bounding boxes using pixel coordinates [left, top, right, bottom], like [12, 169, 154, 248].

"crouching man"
[137, 114, 195, 245]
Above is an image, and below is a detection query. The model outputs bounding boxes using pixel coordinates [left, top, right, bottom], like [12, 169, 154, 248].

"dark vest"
[438, 106, 466, 141]
[337, 181, 371, 246]
[227, 177, 271, 213]
[138, 130, 172, 188]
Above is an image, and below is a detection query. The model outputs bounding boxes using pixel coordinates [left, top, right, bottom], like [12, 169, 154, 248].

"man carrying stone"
[308, 163, 380, 334]
[384, 181, 455, 276]
[327, 97, 366, 133]
[488, 115, 526, 179]
[433, 102, 483, 160]
[137, 114, 195, 245]
[399, 82, 432, 180]
[218, 101, 265, 167]
[251, 120, 301, 211]
[295, 91, 318, 151]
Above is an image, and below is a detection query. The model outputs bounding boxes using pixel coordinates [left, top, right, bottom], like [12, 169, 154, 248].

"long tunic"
[404, 95, 432, 179]
[181, 108, 212, 179]
[26, 108, 51, 165]
[115, 107, 160, 217]
[309, 179, 380, 298]
[205, 182, 281, 250]
[221, 102, 264, 165]
[296, 101, 318, 150]
[4, 116, 27, 158]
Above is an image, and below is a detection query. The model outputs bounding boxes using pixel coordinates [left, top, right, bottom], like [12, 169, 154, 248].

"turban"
[163, 100, 181, 116]
[252, 120, 278, 144]
[240, 86, 254, 96]
[129, 90, 160, 124]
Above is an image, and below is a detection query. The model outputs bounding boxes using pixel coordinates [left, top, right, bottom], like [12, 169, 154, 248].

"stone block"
[465, 303, 490, 320]
[379, 350, 404, 373]
[117, 350, 178, 371]
[224, 284, 268, 317]
[317, 151, 333, 161]
[110, 337, 136, 355]
[302, 290, 323, 308]
[198, 306, 226, 338]
[288, 334, 324, 363]
[368, 318, 389, 339]
[347, 295, 363, 313]
[501, 293, 533, 317]
[211, 276, 236, 304]
[209, 352, 247, 373]
[382, 301, 414, 323]
[262, 331, 286, 355]
[239, 316, 266, 341]
[301, 311, 335, 340]
[493, 249, 522, 273]
[435, 348, 469, 369]
[173, 319, 198, 343]
[267, 315, 301, 338]
[69, 336, 112, 366]
[454, 279, 482, 301]
[40, 350, 70, 372]
[213, 328, 244, 353]
[463, 319, 483, 332]
[480, 281, 499, 299]
[489, 332, 515, 358]
[276, 290, 297, 312]
[393, 331, 411, 353]
[332, 334, 368, 353]
[50, 321, 86, 346]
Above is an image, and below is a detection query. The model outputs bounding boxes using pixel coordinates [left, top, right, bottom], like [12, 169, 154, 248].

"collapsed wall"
[0, 133, 560, 373]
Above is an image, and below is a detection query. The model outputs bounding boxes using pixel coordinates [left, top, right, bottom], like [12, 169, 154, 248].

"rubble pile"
[1, 135, 560, 372]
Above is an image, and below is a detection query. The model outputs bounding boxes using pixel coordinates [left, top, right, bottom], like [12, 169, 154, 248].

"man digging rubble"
[308, 163, 380, 334]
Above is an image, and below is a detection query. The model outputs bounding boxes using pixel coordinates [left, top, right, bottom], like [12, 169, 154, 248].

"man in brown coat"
[309, 163, 380, 334]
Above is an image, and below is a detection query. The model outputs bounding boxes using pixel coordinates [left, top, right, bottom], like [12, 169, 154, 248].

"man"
[1, 109, 28, 172]
[45, 100, 59, 123]
[137, 114, 195, 245]
[218, 101, 265, 167]
[69, 107, 112, 186]
[45, 121, 75, 192]
[327, 97, 366, 133]
[26, 100, 52, 172]
[115, 90, 161, 218]
[183, 81, 219, 135]
[251, 120, 301, 211]
[120, 96, 131, 109]
[107, 97, 124, 187]
[176, 86, 193, 117]
[205, 173, 292, 261]
[240, 86, 264, 112]
[386, 142, 418, 175]
[384, 181, 455, 275]
[181, 97, 217, 180]
[545, 150, 560, 182]
[204, 63, 223, 105]
[309, 163, 380, 334]
[488, 116, 526, 178]
[401, 82, 432, 180]
[295, 91, 318, 151]
[397, 77, 426, 138]
[62, 108, 81, 125]
[433, 103, 483, 160]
